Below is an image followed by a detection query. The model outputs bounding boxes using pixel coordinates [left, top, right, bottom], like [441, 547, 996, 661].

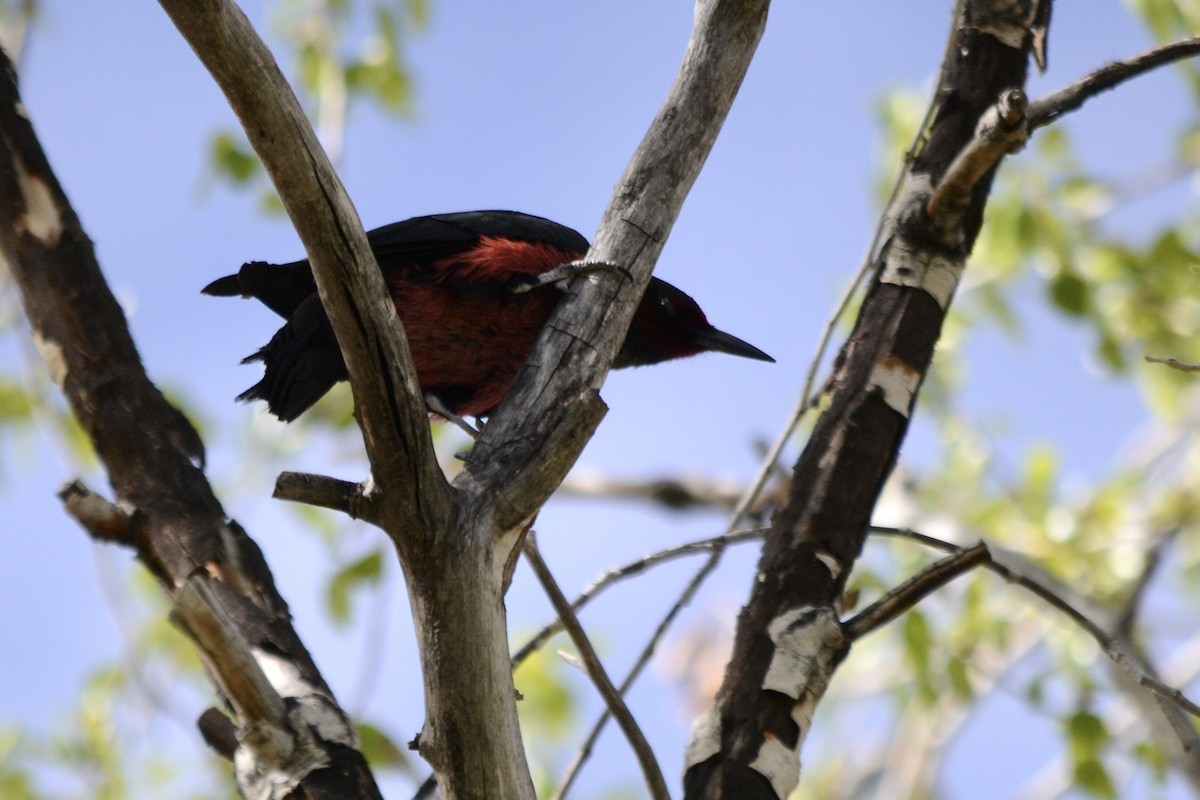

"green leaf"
[209, 132, 260, 184]
[1048, 271, 1089, 316]
[1096, 329, 1126, 372]
[1132, 740, 1169, 782]
[1022, 444, 1059, 507]
[1065, 710, 1109, 759]
[901, 610, 934, 701]
[947, 655, 973, 701]
[1073, 757, 1116, 799]
[326, 549, 384, 625]
[356, 721, 409, 771]
[513, 645, 577, 739]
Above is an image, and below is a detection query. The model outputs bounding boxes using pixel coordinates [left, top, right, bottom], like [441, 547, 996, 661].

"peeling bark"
[683, 3, 1048, 797]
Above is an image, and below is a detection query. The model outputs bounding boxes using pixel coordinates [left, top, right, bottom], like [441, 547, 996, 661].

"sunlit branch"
[1028, 35, 1200, 130]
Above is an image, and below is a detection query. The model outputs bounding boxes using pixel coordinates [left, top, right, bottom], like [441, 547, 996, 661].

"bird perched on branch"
[204, 210, 773, 423]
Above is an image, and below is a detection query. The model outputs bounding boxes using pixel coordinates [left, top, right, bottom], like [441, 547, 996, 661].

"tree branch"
[57, 479, 138, 545]
[843, 542, 990, 640]
[1028, 35, 1200, 129]
[157, 6, 545, 797]
[156, 0, 449, 534]
[925, 89, 1029, 244]
[1146, 355, 1200, 372]
[0, 45, 381, 799]
[872, 527, 1200, 725]
[558, 471, 750, 512]
[685, 2, 1042, 796]
[273, 471, 381, 525]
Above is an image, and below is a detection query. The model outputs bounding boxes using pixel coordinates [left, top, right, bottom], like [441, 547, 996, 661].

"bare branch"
[872, 527, 1200, 727]
[198, 708, 239, 761]
[57, 479, 137, 545]
[1140, 675, 1200, 719]
[0, 44, 382, 799]
[1146, 355, 1200, 372]
[1028, 35, 1200, 130]
[844, 543, 990, 640]
[273, 471, 381, 524]
[926, 89, 1029, 244]
[684, 3, 1045, 793]
[558, 471, 747, 512]
[156, 0, 449, 531]
[512, 527, 767, 668]
[1115, 525, 1182, 637]
[523, 537, 669, 800]
[555, 532, 735, 799]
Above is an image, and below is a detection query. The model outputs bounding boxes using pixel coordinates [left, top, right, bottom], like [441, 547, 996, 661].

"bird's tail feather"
[236, 296, 347, 422]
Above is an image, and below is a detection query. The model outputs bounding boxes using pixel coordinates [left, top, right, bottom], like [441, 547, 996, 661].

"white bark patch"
[235, 651, 356, 800]
[253, 648, 355, 745]
[757, 607, 846, 797]
[868, 356, 920, 418]
[880, 241, 964, 309]
[254, 647, 312, 698]
[813, 550, 842, 581]
[972, 1, 1041, 50]
[16, 162, 62, 246]
[33, 331, 67, 387]
[749, 733, 799, 800]
[684, 707, 722, 769]
[761, 607, 844, 701]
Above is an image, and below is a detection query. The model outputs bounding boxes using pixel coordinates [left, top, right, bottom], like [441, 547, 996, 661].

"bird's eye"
[658, 296, 675, 315]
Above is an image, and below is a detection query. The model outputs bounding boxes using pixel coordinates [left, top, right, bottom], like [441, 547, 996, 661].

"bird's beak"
[694, 326, 775, 363]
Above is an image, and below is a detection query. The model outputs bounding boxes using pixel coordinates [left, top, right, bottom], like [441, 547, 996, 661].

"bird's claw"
[509, 259, 630, 294]
[424, 393, 480, 439]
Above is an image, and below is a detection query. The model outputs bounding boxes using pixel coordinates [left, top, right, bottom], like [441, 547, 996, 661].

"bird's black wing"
[367, 211, 589, 262]
[367, 211, 590, 292]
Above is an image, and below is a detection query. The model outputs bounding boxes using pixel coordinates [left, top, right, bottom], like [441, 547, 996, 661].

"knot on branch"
[273, 471, 381, 526]
[58, 479, 142, 546]
[924, 88, 1029, 248]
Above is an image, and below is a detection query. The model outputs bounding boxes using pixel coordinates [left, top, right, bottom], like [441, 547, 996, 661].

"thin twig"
[1146, 355, 1200, 372]
[553, 538, 727, 800]
[1028, 35, 1200, 129]
[870, 526, 1200, 723]
[1116, 525, 1181, 638]
[1140, 675, 1200, 719]
[511, 527, 766, 668]
[523, 537, 670, 800]
[557, 471, 747, 512]
[844, 542, 990, 640]
[787, 0, 965, 445]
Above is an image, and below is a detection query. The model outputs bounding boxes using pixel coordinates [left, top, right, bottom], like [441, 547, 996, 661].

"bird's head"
[615, 278, 775, 368]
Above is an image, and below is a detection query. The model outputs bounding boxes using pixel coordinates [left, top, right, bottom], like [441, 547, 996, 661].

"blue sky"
[0, 2, 1194, 798]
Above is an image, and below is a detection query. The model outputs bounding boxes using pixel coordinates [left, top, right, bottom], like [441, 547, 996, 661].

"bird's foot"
[509, 259, 630, 293]
[424, 393, 480, 439]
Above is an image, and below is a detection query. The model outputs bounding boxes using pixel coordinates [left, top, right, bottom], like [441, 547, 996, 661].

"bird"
[204, 210, 774, 423]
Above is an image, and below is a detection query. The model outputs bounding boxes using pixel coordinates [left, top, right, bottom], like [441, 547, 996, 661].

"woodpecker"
[204, 210, 773, 422]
